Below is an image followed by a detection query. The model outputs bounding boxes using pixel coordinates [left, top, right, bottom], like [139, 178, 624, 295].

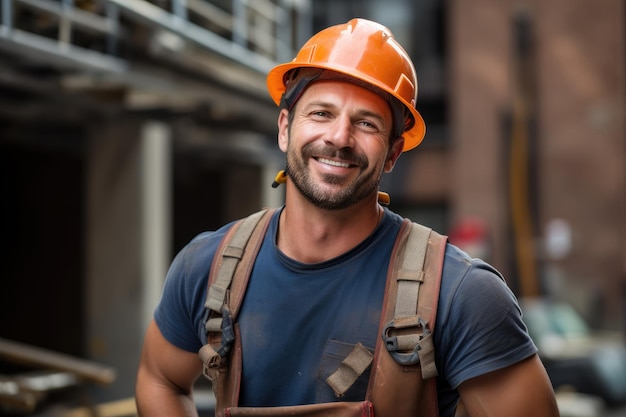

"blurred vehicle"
[520, 298, 626, 406]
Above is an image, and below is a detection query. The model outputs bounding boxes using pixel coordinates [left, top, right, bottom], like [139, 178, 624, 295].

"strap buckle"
[215, 305, 235, 358]
[200, 304, 236, 372]
[382, 315, 430, 366]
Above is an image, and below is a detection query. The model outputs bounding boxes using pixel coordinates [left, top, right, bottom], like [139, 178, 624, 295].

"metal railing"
[0, 0, 311, 75]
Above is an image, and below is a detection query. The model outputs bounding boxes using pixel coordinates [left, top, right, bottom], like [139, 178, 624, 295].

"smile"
[317, 158, 352, 168]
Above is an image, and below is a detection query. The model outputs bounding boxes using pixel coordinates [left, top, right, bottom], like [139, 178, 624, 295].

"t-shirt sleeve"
[436, 248, 537, 389]
[154, 230, 225, 353]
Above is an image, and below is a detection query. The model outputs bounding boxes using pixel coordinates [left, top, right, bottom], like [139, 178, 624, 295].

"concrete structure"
[0, 0, 309, 402]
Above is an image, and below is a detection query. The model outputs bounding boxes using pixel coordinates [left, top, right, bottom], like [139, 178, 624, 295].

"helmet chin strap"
[270, 169, 391, 206]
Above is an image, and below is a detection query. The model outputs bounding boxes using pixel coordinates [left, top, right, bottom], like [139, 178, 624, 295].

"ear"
[277, 109, 290, 153]
[384, 136, 405, 173]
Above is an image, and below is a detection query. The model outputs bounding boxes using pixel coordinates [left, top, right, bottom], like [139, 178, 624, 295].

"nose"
[325, 114, 354, 149]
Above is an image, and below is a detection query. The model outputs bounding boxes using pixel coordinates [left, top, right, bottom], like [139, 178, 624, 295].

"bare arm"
[136, 319, 204, 417]
[459, 354, 560, 417]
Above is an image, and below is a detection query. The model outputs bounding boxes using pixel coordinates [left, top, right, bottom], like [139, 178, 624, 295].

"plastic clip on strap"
[199, 305, 236, 371]
[382, 316, 429, 366]
[215, 305, 235, 358]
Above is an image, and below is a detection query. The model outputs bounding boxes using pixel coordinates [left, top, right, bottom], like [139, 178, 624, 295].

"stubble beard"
[285, 142, 382, 211]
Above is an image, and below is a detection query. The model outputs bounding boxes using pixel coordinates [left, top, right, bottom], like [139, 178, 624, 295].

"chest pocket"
[316, 339, 374, 403]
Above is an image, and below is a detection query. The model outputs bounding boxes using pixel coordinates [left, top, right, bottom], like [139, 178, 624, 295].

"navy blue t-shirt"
[154, 207, 537, 417]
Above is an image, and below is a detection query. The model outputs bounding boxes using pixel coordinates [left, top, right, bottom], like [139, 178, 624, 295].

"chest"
[239, 246, 391, 350]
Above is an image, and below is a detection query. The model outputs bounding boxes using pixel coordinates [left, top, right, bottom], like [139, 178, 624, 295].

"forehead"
[297, 80, 392, 118]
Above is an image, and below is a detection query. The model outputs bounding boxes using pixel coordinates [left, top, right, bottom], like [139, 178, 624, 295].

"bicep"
[136, 319, 203, 415]
[458, 354, 559, 417]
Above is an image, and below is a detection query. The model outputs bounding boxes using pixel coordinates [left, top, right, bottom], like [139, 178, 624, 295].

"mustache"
[301, 144, 368, 168]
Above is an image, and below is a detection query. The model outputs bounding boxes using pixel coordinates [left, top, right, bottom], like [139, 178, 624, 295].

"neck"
[277, 185, 383, 263]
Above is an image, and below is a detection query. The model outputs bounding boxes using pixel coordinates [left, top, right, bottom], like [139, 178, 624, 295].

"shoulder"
[153, 220, 238, 352]
[435, 244, 537, 388]
[170, 224, 234, 280]
[154, 209, 282, 352]
[438, 244, 515, 322]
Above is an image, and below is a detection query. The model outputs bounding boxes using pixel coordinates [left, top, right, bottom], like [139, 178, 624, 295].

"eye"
[356, 119, 381, 132]
[310, 110, 330, 119]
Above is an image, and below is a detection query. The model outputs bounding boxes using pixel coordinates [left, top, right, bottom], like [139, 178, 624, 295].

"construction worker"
[135, 19, 560, 417]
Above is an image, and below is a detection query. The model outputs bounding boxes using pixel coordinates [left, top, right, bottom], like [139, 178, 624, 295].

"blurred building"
[0, 0, 624, 405]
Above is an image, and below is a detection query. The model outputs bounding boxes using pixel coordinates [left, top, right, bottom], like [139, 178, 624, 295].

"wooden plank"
[0, 338, 116, 385]
[64, 397, 137, 417]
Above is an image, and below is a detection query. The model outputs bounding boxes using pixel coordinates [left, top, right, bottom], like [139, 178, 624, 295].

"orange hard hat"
[266, 18, 426, 151]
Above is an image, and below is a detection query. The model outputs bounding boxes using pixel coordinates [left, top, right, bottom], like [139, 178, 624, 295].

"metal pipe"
[232, 0, 247, 47]
[105, 2, 120, 56]
[1, 0, 13, 35]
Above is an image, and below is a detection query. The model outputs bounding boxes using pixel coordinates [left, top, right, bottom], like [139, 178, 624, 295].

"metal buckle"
[382, 316, 430, 366]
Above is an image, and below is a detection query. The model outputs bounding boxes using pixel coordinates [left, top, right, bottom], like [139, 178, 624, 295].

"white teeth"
[318, 158, 350, 168]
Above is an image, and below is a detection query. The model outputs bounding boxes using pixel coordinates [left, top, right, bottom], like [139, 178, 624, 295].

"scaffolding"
[0, 0, 311, 76]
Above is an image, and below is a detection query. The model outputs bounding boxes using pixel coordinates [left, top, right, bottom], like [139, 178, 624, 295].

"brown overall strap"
[385, 220, 440, 379]
[199, 208, 275, 374]
[325, 220, 441, 398]
[367, 218, 447, 417]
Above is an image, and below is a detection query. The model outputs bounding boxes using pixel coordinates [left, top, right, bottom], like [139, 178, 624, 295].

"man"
[136, 18, 560, 417]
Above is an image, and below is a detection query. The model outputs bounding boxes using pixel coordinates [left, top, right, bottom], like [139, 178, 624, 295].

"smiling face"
[277, 80, 404, 210]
